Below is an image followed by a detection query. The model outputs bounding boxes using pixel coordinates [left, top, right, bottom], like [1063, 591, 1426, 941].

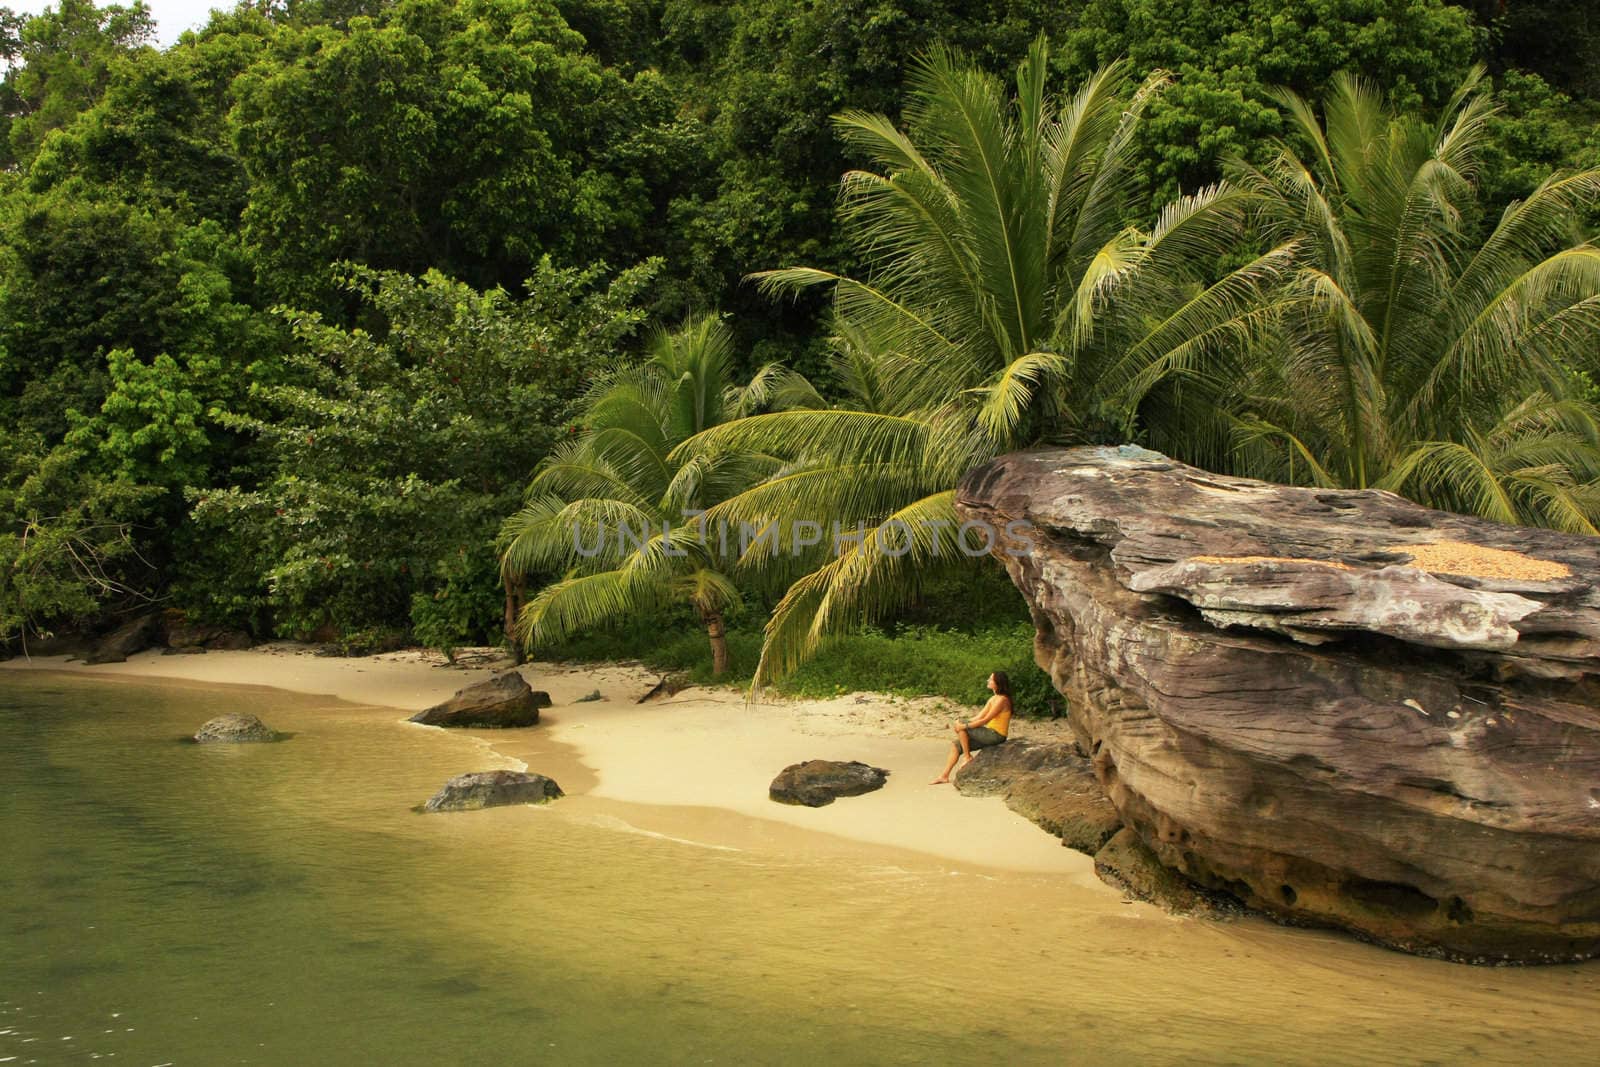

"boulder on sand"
[194, 713, 279, 743]
[956, 444, 1600, 962]
[408, 671, 550, 728]
[84, 613, 161, 664]
[422, 770, 563, 812]
[163, 613, 253, 653]
[769, 760, 889, 807]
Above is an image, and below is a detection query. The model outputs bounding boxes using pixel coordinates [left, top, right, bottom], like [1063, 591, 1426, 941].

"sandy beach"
[0, 644, 1103, 881]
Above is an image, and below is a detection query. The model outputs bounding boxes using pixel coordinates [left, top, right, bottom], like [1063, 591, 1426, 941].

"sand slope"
[2, 645, 1096, 878]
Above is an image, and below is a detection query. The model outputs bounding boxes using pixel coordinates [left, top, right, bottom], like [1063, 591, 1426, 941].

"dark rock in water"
[423, 770, 563, 812]
[769, 760, 889, 807]
[85, 614, 161, 664]
[955, 740, 1123, 854]
[956, 444, 1600, 963]
[195, 713, 278, 743]
[409, 671, 548, 728]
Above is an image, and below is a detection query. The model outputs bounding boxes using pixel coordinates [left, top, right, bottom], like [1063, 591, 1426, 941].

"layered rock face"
[956, 445, 1600, 962]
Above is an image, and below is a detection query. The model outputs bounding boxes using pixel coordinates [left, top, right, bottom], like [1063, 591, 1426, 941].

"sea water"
[2, 672, 1596, 1065]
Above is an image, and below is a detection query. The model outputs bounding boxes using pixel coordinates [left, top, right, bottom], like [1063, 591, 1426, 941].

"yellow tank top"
[988, 699, 1012, 737]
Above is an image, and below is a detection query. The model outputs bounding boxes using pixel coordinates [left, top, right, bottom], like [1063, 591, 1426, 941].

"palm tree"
[497, 316, 811, 675]
[671, 39, 1295, 687]
[1214, 69, 1600, 531]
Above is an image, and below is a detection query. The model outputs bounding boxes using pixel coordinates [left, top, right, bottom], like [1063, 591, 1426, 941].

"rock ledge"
[956, 445, 1600, 962]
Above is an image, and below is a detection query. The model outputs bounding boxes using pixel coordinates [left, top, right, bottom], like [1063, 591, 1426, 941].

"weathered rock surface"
[955, 740, 1123, 854]
[1094, 828, 1212, 913]
[408, 671, 549, 728]
[956, 445, 1600, 963]
[163, 613, 253, 653]
[769, 760, 889, 807]
[423, 770, 563, 812]
[85, 613, 161, 664]
[195, 713, 278, 743]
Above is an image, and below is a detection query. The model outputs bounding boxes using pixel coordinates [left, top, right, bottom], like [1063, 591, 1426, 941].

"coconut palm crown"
[1214, 69, 1600, 531]
[672, 39, 1296, 688]
[498, 316, 812, 675]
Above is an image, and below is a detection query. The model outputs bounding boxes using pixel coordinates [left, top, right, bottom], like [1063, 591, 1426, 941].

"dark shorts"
[957, 726, 1006, 750]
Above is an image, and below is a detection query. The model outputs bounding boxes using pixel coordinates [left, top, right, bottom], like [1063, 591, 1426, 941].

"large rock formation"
[408, 671, 550, 728]
[955, 445, 1600, 963]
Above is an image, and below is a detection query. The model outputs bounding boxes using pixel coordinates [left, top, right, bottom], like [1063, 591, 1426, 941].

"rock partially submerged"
[409, 671, 550, 728]
[423, 770, 563, 812]
[955, 740, 1123, 854]
[195, 713, 279, 743]
[956, 445, 1600, 963]
[769, 760, 889, 807]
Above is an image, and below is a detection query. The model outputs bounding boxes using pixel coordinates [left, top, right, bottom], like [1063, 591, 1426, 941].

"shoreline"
[0, 644, 1107, 881]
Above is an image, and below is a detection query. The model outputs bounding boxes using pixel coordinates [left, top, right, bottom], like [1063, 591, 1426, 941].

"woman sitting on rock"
[931, 671, 1012, 784]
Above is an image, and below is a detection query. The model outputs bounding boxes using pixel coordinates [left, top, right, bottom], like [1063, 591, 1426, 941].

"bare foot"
[929, 776, 950, 785]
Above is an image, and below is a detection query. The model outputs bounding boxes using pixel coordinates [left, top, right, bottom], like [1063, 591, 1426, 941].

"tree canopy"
[5, 0, 1600, 674]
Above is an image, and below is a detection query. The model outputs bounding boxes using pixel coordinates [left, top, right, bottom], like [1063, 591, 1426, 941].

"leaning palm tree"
[497, 316, 808, 675]
[1216, 69, 1600, 531]
[672, 39, 1296, 687]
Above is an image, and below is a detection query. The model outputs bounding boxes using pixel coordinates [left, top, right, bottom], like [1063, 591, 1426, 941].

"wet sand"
[0, 645, 1094, 877]
[7, 652, 1600, 1064]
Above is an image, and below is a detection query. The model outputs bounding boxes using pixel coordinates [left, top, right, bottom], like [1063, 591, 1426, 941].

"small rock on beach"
[769, 760, 889, 807]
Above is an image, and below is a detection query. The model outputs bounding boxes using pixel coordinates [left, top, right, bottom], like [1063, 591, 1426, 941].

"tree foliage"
[1208, 70, 1600, 530]
[4, 0, 1600, 660]
[678, 42, 1293, 686]
[193, 260, 656, 636]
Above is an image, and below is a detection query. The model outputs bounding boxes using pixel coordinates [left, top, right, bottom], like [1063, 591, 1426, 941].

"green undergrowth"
[541, 619, 1064, 717]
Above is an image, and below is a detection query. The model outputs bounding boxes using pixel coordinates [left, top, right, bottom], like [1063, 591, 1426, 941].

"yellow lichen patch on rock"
[1402, 541, 1571, 581]
[1186, 554, 1354, 570]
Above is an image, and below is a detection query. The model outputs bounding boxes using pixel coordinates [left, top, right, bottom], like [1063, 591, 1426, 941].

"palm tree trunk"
[702, 609, 729, 677]
[504, 574, 526, 666]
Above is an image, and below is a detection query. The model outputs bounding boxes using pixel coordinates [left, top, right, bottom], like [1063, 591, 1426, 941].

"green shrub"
[540, 612, 1063, 716]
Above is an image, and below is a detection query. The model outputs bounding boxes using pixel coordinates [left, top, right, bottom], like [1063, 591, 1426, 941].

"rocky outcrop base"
[955, 740, 1123, 853]
[955, 740, 1219, 912]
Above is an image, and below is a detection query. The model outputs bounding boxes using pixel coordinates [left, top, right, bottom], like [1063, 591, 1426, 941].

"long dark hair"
[990, 670, 1011, 697]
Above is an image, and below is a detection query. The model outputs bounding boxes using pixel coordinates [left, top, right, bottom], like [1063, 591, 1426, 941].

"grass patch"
[541, 618, 1063, 718]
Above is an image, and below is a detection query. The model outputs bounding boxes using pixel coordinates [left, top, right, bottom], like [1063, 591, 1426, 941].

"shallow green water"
[3, 672, 1598, 1066]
